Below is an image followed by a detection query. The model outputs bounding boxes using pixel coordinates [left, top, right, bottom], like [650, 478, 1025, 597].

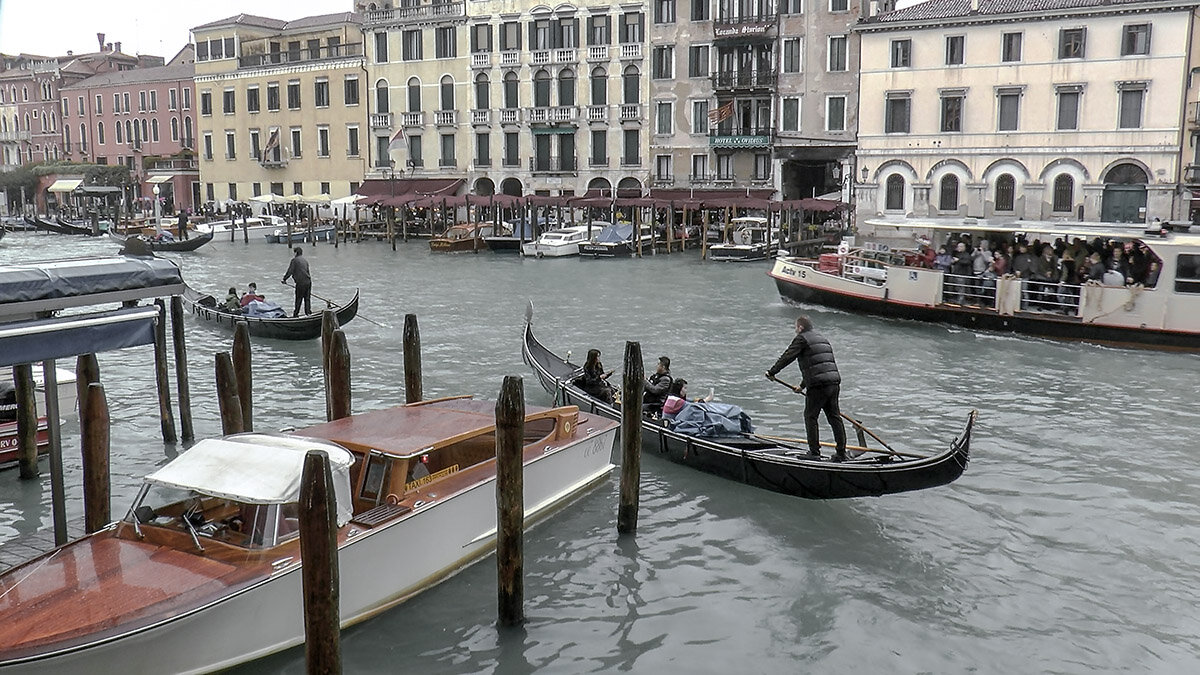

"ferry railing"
[940, 272, 1083, 315]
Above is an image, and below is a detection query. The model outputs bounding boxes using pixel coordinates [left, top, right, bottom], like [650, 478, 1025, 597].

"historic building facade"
[191, 12, 369, 204]
[854, 0, 1200, 234]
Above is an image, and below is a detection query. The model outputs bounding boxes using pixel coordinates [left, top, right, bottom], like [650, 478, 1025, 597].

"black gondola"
[27, 216, 75, 235]
[181, 285, 359, 340]
[55, 216, 104, 236]
[522, 306, 975, 499]
[109, 230, 213, 252]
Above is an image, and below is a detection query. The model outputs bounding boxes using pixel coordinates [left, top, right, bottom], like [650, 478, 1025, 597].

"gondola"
[109, 229, 214, 252]
[55, 216, 104, 235]
[181, 285, 359, 340]
[522, 305, 975, 499]
[26, 216, 75, 235]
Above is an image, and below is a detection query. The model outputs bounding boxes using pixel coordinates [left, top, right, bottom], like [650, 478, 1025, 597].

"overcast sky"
[0, 0, 349, 60]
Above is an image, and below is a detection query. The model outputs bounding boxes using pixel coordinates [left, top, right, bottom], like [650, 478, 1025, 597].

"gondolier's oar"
[766, 374, 901, 455]
[751, 433, 926, 460]
[282, 281, 390, 329]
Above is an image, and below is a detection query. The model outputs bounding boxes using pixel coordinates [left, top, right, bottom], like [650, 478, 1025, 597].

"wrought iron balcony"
[260, 155, 287, 168]
[364, 1, 466, 27]
[1185, 164, 1200, 183]
[711, 71, 778, 92]
[1189, 101, 1200, 130]
[370, 112, 393, 129]
[620, 156, 643, 167]
[652, 174, 674, 186]
[529, 156, 577, 173]
[438, 158, 457, 168]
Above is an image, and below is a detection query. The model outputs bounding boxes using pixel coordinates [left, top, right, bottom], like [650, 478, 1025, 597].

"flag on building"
[707, 101, 735, 127]
[388, 126, 407, 154]
[262, 128, 281, 157]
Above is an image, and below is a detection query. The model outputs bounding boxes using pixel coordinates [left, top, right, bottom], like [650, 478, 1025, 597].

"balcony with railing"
[435, 110, 457, 126]
[620, 43, 643, 60]
[438, 157, 458, 168]
[364, 1, 466, 26]
[590, 156, 609, 167]
[500, 51, 520, 67]
[526, 106, 579, 124]
[370, 112, 393, 129]
[148, 157, 199, 171]
[620, 155, 643, 167]
[709, 127, 773, 148]
[690, 172, 736, 184]
[260, 154, 288, 168]
[472, 52, 491, 68]
[237, 42, 363, 69]
[471, 109, 490, 125]
[711, 71, 778, 92]
[586, 105, 608, 122]
[531, 50, 552, 66]
[712, 14, 778, 41]
[620, 104, 643, 122]
[555, 48, 578, 64]
[500, 108, 520, 124]
[0, 129, 31, 142]
[401, 111, 424, 127]
[529, 156, 577, 174]
[652, 174, 674, 186]
[588, 45, 609, 62]
[502, 156, 521, 168]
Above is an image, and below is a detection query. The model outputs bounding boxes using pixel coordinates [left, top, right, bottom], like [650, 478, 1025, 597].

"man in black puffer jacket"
[765, 315, 848, 461]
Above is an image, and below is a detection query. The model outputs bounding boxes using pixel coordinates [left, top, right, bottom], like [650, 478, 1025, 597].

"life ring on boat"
[385, 493, 401, 506]
[837, 241, 850, 256]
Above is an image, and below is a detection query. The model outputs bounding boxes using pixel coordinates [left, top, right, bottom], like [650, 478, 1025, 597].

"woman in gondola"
[571, 349, 614, 404]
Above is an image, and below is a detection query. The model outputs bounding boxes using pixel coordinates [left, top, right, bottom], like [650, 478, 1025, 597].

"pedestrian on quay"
[765, 315, 847, 461]
[282, 246, 312, 317]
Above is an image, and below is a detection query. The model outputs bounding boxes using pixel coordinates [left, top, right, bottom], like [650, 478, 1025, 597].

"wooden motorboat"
[181, 285, 358, 340]
[0, 365, 76, 467]
[520, 226, 590, 258]
[429, 223, 498, 253]
[109, 230, 213, 253]
[484, 220, 535, 253]
[264, 225, 335, 244]
[522, 307, 974, 500]
[708, 216, 778, 261]
[0, 398, 618, 672]
[578, 223, 653, 257]
[770, 221, 1200, 351]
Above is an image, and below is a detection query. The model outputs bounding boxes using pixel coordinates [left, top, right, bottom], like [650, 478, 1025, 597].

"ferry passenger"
[1031, 245, 1061, 310]
[933, 246, 952, 272]
[642, 356, 673, 417]
[765, 315, 847, 462]
[571, 349, 615, 404]
[950, 242, 973, 303]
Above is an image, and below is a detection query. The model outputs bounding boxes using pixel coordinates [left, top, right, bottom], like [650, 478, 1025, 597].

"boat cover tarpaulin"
[0, 306, 159, 367]
[594, 224, 634, 243]
[146, 434, 355, 525]
[0, 257, 183, 308]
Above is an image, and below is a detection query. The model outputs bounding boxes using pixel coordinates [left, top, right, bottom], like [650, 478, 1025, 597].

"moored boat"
[0, 366, 77, 467]
[109, 230, 214, 253]
[0, 398, 618, 673]
[264, 225, 336, 244]
[429, 223, 498, 253]
[181, 285, 358, 340]
[484, 220, 536, 253]
[520, 225, 590, 258]
[522, 307, 974, 500]
[708, 216, 778, 261]
[193, 214, 288, 237]
[578, 223, 653, 257]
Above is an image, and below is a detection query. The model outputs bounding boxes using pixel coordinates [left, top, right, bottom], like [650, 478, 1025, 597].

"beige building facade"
[191, 12, 369, 204]
[854, 0, 1200, 234]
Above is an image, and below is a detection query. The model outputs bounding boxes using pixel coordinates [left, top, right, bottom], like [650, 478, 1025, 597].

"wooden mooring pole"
[299, 449, 342, 673]
[14, 364, 38, 479]
[170, 296, 195, 441]
[153, 299, 178, 443]
[328, 330, 352, 421]
[233, 321, 253, 432]
[215, 352, 244, 435]
[403, 313, 422, 403]
[617, 341, 644, 534]
[495, 375, 525, 627]
[80, 382, 110, 534]
[42, 360, 68, 545]
[75, 353, 100, 408]
[321, 310, 338, 420]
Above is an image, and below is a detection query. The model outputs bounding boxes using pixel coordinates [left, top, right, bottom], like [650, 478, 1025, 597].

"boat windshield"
[128, 484, 300, 549]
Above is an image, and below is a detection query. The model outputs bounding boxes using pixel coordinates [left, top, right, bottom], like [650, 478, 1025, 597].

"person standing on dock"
[765, 315, 847, 461]
[282, 246, 312, 317]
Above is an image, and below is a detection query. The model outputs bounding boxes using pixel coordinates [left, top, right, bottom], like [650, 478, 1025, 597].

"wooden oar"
[282, 281, 390, 329]
[751, 433, 926, 460]
[766, 374, 905, 457]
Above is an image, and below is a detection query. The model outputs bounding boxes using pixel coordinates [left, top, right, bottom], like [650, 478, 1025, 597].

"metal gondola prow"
[524, 300, 534, 325]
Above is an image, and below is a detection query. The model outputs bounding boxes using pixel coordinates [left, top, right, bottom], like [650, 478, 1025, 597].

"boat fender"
[837, 241, 850, 256]
[536, 251, 544, 258]
[385, 493, 401, 506]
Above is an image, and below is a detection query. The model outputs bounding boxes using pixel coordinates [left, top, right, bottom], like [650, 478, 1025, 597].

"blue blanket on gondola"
[668, 402, 753, 437]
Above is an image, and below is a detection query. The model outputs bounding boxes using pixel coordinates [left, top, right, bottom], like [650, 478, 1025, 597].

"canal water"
[2, 231, 1198, 672]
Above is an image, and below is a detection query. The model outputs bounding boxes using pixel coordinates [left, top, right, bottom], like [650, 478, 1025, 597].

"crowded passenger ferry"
[769, 220, 1200, 350]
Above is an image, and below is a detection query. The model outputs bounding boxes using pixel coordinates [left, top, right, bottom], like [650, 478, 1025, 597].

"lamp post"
[153, 184, 162, 236]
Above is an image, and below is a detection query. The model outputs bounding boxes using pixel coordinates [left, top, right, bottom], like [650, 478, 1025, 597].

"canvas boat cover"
[0, 257, 183, 307]
[145, 434, 355, 526]
[593, 224, 634, 244]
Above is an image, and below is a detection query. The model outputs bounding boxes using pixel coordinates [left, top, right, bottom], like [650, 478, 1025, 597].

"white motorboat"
[0, 365, 76, 466]
[0, 397, 617, 673]
[193, 215, 289, 237]
[520, 226, 591, 258]
[708, 216, 778, 261]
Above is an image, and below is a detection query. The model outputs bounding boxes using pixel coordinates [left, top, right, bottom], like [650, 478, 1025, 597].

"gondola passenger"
[571, 349, 615, 404]
[642, 356, 673, 417]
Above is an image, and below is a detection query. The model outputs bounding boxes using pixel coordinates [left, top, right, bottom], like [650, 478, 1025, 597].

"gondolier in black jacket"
[765, 315, 848, 461]
[282, 246, 312, 317]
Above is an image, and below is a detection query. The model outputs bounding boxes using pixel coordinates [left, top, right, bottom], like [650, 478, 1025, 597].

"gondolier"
[282, 246, 312, 317]
[765, 315, 847, 461]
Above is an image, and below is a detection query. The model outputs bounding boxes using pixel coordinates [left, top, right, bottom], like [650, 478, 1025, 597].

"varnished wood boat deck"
[0, 519, 84, 573]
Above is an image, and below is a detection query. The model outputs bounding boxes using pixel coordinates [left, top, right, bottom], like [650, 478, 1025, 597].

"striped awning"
[47, 179, 82, 193]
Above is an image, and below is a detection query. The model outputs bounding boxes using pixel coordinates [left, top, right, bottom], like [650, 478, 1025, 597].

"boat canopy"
[144, 434, 355, 526]
[594, 223, 633, 243]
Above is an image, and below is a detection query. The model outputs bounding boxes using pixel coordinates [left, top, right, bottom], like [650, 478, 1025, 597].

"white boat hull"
[521, 242, 582, 257]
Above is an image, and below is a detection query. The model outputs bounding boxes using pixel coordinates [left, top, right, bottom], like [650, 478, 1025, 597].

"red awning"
[356, 178, 464, 198]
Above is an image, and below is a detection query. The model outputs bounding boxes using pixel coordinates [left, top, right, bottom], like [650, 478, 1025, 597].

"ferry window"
[1176, 254, 1200, 294]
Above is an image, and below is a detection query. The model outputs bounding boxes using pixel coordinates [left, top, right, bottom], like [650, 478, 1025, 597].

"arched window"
[115, 119, 123, 143]
[407, 77, 421, 113]
[141, 118, 148, 141]
[995, 173, 1015, 211]
[439, 75, 454, 111]
[184, 116, 192, 144]
[475, 73, 489, 109]
[79, 122, 86, 149]
[151, 118, 159, 142]
[1052, 174, 1074, 212]
[23, 114, 29, 131]
[171, 117, 179, 141]
[124, 120, 132, 144]
[558, 69, 575, 106]
[503, 72, 519, 108]
[63, 125, 70, 150]
[885, 174, 905, 211]
[97, 121, 105, 144]
[939, 175, 959, 211]
[0, 116, 6, 132]
[591, 67, 607, 106]
[623, 66, 640, 105]
[533, 70, 551, 107]
[375, 79, 390, 114]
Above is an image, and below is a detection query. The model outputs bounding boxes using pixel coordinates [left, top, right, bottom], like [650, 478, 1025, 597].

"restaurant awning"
[355, 178, 464, 199]
[47, 179, 82, 193]
[146, 175, 173, 184]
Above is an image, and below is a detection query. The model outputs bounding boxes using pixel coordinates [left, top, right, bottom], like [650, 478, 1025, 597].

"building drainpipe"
[1178, 8, 1199, 220]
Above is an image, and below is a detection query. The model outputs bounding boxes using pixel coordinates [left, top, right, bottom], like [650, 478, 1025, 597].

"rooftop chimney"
[114, 41, 122, 53]
[105, 43, 112, 52]
[97, 33, 105, 51]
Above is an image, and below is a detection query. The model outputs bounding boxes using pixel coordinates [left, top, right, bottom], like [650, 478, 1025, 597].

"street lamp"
[152, 184, 162, 236]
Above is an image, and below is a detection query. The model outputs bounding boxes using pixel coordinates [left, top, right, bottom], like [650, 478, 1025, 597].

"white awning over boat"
[47, 179, 82, 193]
[145, 434, 355, 525]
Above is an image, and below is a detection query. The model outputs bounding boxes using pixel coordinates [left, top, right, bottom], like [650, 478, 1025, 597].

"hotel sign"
[710, 135, 771, 148]
[714, 23, 773, 38]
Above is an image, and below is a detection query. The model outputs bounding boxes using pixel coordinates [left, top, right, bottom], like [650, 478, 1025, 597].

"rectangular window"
[202, 132, 213, 160]
[149, 90, 157, 111]
[200, 91, 212, 116]
[183, 88, 191, 109]
[830, 0, 848, 10]
[317, 127, 330, 157]
[436, 27, 457, 59]
[782, 97, 800, 132]
[781, 0, 802, 14]
[440, 133, 455, 166]
[250, 129, 260, 159]
[1059, 28, 1086, 59]
[206, 184, 214, 201]
[223, 37, 234, 59]
[347, 126, 359, 157]
[692, 100, 709, 134]
[471, 24, 493, 53]
[656, 154, 672, 181]
[225, 130, 236, 159]
[828, 36, 847, 72]
[223, 88, 235, 114]
[689, 45, 709, 78]
[885, 95, 910, 133]
[620, 12, 644, 44]
[891, 39, 911, 68]
[590, 129, 607, 165]
[252, 183, 261, 197]
[375, 33, 389, 62]
[196, 40, 209, 61]
[267, 83, 280, 111]
[717, 155, 733, 180]
[692, 154, 708, 180]
[247, 86, 260, 113]
[783, 38, 802, 73]
[1122, 24, 1151, 56]
[654, 0, 676, 23]
[139, 91, 147, 112]
[753, 154, 770, 180]
[290, 127, 302, 158]
[998, 89, 1021, 131]
[946, 36, 964, 65]
[652, 46, 674, 79]
[403, 30, 423, 61]
[61, 97, 68, 117]
[655, 101, 673, 134]
[623, 128, 639, 165]
[1119, 86, 1145, 129]
[504, 131, 519, 166]
[941, 94, 963, 132]
[96, 94, 103, 114]
[827, 96, 845, 132]
[1057, 88, 1080, 130]
[476, 132, 490, 166]
[1174, 254, 1200, 293]
[408, 134, 423, 167]
[287, 81, 300, 110]
[587, 16, 610, 45]
[314, 79, 329, 108]
[169, 89, 177, 111]
[344, 76, 360, 105]
[692, 0, 709, 20]
[500, 22, 521, 51]
[123, 93, 130, 113]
